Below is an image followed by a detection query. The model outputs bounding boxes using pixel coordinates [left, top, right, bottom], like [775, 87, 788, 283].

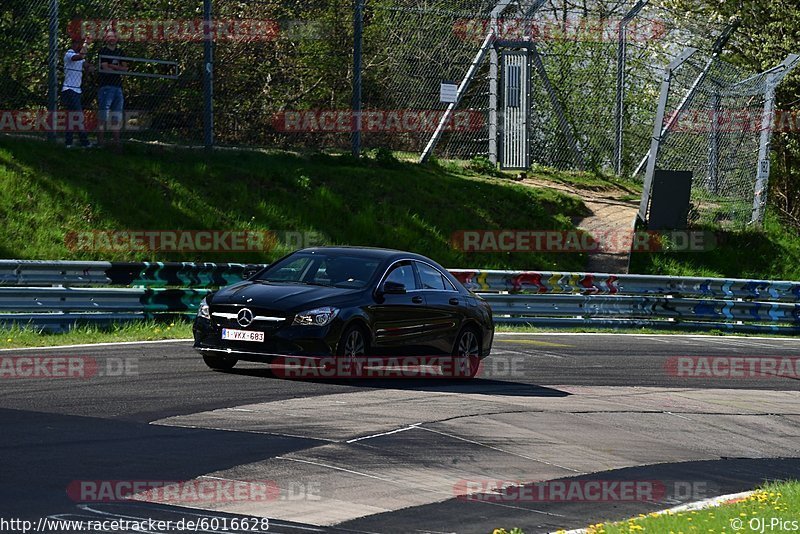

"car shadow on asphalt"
[221, 366, 570, 397]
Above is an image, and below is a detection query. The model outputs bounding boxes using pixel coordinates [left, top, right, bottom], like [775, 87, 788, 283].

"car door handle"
[449, 298, 460, 306]
[411, 296, 423, 304]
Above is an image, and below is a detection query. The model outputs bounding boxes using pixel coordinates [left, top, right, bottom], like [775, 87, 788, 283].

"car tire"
[451, 326, 481, 379]
[202, 353, 238, 371]
[335, 323, 370, 377]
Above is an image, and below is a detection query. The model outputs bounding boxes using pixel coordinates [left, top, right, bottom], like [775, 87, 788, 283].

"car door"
[369, 260, 429, 355]
[414, 260, 465, 354]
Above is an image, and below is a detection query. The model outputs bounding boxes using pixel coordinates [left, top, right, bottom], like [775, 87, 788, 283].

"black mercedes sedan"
[193, 247, 494, 378]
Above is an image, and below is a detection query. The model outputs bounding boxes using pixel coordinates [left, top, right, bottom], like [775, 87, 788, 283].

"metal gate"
[500, 50, 530, 170]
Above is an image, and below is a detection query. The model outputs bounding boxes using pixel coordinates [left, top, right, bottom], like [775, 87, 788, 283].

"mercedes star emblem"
[237, 308, 254, 328]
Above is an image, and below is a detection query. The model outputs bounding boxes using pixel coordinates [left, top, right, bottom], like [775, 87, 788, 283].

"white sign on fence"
[440, 82, 458, 103]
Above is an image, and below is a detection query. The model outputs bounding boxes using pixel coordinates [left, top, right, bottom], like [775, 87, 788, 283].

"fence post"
[614, 0, 647, 175]
[707, 91, 720, 194]
[203, 0, 214, 149]
[47, 0, 59, 142]
[352, 0, 364, 158]
[638, 47, 696, 223]
[488, 14, 500, 165]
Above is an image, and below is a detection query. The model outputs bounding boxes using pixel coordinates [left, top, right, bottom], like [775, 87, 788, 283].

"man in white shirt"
[62, 37, 94, 147]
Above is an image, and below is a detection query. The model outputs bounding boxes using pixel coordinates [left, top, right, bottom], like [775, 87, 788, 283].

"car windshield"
[255, 252, 381, 289]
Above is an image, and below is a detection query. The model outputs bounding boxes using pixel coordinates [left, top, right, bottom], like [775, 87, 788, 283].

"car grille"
[210, 305, 290, 330]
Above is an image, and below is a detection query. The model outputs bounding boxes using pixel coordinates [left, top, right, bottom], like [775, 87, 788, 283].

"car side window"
[384, 263, 418, 290]
[416, 262, 448, 290]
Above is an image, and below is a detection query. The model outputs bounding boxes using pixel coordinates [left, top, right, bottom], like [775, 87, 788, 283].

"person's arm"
[100, 51, 111, 72]
[99, 47, 115, 72]
[100, 50, 128, 72]
[117, 51, 129, 72]
[68, 41, 89, 61]
[101, 59, 128, 72]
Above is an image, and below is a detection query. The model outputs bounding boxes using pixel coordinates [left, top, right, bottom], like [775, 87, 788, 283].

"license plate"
[222, 328, 265, 342]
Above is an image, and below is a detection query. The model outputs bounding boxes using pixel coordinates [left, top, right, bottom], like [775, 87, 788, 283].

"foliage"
[467, 155, 499, 176]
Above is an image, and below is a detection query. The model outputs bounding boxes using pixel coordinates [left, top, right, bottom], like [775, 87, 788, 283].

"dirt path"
[520, 177, 639, 274]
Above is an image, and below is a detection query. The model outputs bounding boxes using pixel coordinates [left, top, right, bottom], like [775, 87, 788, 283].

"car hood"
[210, 281, 363, 311]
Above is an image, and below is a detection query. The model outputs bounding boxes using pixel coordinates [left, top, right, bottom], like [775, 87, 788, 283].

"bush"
[468, 155, 501, 176]
[370, 147, 400, 167]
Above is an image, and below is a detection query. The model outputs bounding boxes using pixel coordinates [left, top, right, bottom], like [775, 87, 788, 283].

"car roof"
[297, 246, 433, 263]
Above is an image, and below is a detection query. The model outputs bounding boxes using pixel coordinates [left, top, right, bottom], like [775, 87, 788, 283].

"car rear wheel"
[451, 327, 481, 379]
[203, 353, 238, 371]
[336, 324, 369, 376]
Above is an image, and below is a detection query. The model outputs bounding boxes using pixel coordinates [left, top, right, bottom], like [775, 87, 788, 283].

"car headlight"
[293, 306, 339, 326]
[197, 297, 210, 319]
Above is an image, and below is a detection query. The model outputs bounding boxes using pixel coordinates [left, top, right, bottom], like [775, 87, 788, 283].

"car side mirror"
[243, 264, 264, 279]
[382, 281, 407, 294]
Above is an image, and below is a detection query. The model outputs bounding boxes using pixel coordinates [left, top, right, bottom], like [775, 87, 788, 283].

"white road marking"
[346, 423, 422, 443]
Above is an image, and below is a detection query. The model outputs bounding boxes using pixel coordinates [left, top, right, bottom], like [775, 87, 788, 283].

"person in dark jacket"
[97, 30, 128, 147]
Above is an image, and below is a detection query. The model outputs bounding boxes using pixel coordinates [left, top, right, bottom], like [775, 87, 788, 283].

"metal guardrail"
[0, 260, 261, 332]
[0, 261, 798, 335]
[0, 260, 261, 287]
[448, 270, 800, 302]
[449, 270, 800, 335]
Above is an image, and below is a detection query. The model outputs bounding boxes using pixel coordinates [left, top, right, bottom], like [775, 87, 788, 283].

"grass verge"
[0, 136, 588, 271]
[0, 320, 193, 349]
[580, 480, 799, 534]
[629, 213, 800, 280]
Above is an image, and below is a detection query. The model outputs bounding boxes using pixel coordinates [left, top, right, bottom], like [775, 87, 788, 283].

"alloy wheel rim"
[344, 330, 365, 357]
[458, 331, 479, 358]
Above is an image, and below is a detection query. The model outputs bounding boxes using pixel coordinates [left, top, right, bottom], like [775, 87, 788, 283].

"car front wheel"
[451, 327, 481, 379]
[336, 324, 369, 376]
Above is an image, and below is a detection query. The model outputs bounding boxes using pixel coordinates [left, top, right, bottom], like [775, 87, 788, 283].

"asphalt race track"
[2, 333, 799, 533]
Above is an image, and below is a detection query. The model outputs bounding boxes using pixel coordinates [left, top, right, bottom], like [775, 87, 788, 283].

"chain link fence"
[3, 0, 203, 144]
[634, 46, 799, 228]
[2, 0, 355, 148]
[2, 0, 797, 227]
